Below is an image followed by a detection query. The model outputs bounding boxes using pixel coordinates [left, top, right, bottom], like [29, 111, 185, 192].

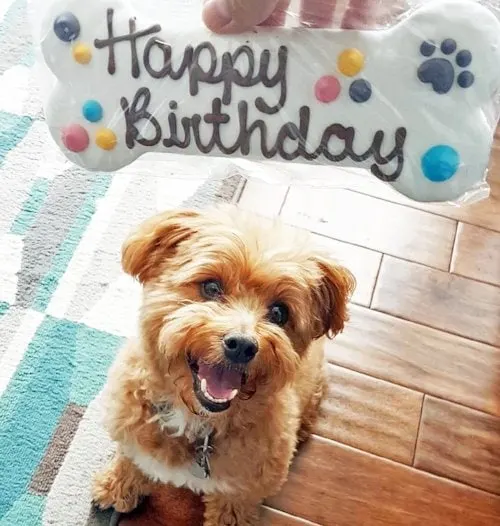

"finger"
[341, 0, 378, 29]
[202, 0, 281, 33]
[300, 0, 337, 28]
[259, 0, 291, 27]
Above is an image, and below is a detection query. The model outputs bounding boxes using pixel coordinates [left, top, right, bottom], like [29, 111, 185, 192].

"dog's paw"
[203, 495, 260, 526]
[91, 469, 142, 513]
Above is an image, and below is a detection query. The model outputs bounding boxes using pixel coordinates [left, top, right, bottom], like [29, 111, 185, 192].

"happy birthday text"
[93, 8, 407, 181]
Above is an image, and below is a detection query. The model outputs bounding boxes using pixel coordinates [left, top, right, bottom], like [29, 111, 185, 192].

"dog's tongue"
[198, 362, 242, 399]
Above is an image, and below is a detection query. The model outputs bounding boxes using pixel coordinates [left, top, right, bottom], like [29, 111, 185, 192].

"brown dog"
[92, 205, 355, 525]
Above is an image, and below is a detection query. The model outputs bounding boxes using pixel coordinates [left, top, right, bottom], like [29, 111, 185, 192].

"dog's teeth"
[199, 377, 237, 405]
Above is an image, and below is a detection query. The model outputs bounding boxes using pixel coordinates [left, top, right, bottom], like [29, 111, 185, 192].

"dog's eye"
[201, 279, 224, 300]
[268, 302, 289, 326]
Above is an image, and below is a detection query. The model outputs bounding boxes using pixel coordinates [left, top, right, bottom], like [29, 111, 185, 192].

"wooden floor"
[238, 131, 500, 525]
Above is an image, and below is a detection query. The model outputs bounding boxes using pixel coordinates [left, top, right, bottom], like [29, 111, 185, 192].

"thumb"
[202, 0, 281, 33]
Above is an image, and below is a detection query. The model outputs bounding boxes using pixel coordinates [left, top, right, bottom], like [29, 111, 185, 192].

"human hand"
[202, 0, 379, 33]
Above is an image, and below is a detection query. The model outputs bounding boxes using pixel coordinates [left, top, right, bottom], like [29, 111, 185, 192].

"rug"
[0, 1, 245, 524]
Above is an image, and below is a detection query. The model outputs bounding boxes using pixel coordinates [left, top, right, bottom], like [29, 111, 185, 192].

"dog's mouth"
[188, 354, 245, 413]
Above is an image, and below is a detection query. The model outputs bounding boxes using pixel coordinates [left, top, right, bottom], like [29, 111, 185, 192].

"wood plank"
[312, 234, 381, 307]
[268, 436, 500, 526]
[451, 223, 500, 287]
[316, 364, 422, 464]
[280, 186, 456, 270]
[372, 256, 500, 346]
[238, 178, 289, 218]
[415, 397, 500, 495]
[327, 305, 500, 416]
[262, 507, 320, 525]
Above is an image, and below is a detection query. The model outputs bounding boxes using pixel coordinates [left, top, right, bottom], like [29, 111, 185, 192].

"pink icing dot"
[61, 124, 89, 152]
[315, 76, 341, 103]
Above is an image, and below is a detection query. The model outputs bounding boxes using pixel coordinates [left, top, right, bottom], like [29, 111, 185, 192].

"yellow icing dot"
[72, 43, 92, 64]
[95, 128, 117, 150]
[337, 48, 364, 77]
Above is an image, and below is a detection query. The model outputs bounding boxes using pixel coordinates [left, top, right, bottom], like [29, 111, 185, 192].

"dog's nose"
[223, 334, 258, 364]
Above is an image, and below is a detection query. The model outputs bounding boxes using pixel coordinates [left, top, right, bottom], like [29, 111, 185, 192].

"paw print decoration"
[418, 38, 474, 94]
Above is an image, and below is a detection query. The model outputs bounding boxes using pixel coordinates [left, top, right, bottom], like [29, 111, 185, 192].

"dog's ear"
[122, 209, 200, 283]
[311, 255, 356, 339]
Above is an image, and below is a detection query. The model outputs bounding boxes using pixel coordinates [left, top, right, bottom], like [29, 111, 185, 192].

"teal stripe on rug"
[0, 493, 44, 526]
[0, 112, 32, 165]
[11, 179, 49, 236]
[0, 316, 121, 518]
[0, 302, 9, 316]
[21, 45, 34, 67]
[32, 174, 111, 312]
[0, 0, 24, 31]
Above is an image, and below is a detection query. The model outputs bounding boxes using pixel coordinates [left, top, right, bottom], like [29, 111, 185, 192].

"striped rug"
[0, 1, 245, 524]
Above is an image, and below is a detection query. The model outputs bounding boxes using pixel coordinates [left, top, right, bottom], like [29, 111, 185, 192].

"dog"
[92, 205, 355, 525]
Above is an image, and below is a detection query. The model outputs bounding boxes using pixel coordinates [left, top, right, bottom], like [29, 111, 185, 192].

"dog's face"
[122, 207, 355, 416]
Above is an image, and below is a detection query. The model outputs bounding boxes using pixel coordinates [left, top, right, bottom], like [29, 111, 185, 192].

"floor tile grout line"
[325, 358, 500, 418]
[280, 216, 455, 273]
[450, 268, 500, 289]
[304, 230, 381, 256]
[448, 221, 460, 273]
[350, 303, 500, 350]
[370, 305, 500, 348]
[326, 360, 420, 395]
[278, 185, 291, 216]
[411, 394, 426, 466]
[262, 506, 321, 526]
[235, 178, 249, 205]
[368, 254, 384, 309]
[341, 187, 500, 234]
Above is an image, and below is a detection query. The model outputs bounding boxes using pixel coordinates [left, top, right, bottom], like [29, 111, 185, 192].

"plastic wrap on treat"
[37, 0, 500, 203]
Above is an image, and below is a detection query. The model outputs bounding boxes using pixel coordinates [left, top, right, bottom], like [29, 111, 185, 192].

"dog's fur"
[92, 206, 355, 525]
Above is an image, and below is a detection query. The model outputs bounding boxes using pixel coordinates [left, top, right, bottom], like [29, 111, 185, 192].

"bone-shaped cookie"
[40, 0, 500, 202]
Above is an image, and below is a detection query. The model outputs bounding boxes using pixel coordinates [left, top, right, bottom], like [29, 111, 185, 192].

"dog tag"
[189, 434, 214, 479]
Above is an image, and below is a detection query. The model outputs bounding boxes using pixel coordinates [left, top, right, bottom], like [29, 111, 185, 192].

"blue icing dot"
[349, 79, 372, 103]
[82, 100, 103, 123]
[54, 12, 80, 42]
[421, 145, 459, 182]
[457, 70, 474, 88]
[440, 38, 457, 55]
[420, 41, 436, 57]
[456, 49, 472, 68]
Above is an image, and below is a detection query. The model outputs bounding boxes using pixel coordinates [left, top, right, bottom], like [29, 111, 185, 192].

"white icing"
[40, 0, 500, 202]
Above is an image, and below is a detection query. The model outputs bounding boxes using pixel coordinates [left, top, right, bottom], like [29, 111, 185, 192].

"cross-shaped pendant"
[189, 434, 214, 479]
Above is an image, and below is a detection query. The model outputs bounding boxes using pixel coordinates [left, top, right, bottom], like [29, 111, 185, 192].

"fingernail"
[203, 0, 232, 31]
